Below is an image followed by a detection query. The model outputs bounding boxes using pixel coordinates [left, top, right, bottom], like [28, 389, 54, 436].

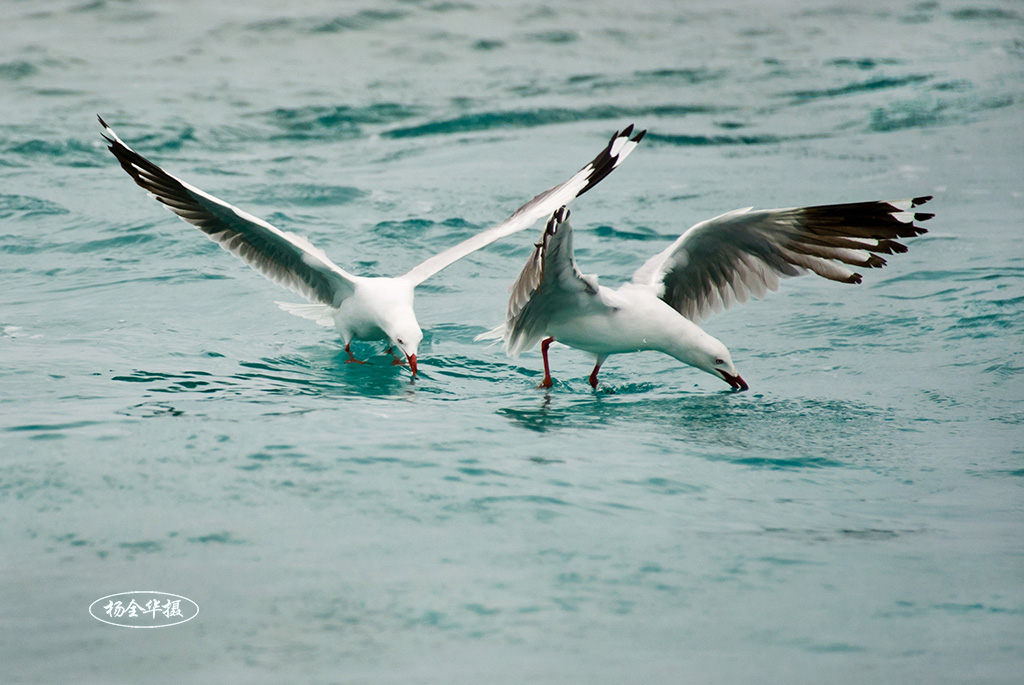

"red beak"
[407, 354, 417, 377]
[718, 369, 748, 391]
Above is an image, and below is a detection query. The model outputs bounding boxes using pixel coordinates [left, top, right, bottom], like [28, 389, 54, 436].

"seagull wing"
[503, 207, 610, 356]
[631, 197, 933, 322]
[99, 116, 358, 306]
[401, 125, 645, 286]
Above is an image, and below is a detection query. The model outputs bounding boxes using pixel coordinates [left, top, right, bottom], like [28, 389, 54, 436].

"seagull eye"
[715, 358, 725, 365]
[397, 338, 405, 345]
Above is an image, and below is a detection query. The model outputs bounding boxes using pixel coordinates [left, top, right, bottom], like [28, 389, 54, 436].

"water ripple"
[381, 105, 725, 138]
[784, 74, 933, 103]
[245, 9, 409, 34]
[259, 103, 427, 139]
[0, 194, 69, 219]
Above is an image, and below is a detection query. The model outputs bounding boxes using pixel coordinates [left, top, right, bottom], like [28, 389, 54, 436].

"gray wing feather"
[100, 116, 357, 306]
[632, 197, 933, 322]
[504, 207, 604, 356]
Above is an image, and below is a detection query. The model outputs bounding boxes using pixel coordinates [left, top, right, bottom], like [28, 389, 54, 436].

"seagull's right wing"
[502, 207, 611, 357]
[401, 125, 645, 286]
[99, 116, 358, 306]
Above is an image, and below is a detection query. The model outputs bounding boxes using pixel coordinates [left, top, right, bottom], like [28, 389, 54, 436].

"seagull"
[99, 116, 645, 375]
[488, 196, 933, 391]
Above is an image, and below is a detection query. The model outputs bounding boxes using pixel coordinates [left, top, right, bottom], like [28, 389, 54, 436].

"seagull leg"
[344, 343, 365, 365]
[538, 337, 555, 389]
[588, 356, 606, 389]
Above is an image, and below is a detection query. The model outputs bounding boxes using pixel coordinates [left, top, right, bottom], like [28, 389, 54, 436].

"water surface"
[2, 1, 1022, 683]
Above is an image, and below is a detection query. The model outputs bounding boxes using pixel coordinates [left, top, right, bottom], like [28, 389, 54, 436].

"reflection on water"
[111, 348, 417, 404]
[499, 391, 888, 470]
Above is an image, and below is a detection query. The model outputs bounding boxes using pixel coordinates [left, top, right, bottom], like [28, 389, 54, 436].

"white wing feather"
[401, 125, 645, 285]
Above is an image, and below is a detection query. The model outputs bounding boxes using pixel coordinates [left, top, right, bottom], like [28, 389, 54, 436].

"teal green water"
[2, 1, 1022, 682]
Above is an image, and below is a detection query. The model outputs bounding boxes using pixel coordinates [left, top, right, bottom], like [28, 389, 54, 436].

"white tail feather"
[474, 324, 507, 347]
[276, 301, 336, 327]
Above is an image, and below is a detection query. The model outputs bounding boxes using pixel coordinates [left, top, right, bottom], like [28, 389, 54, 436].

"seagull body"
[492, 197, 933, 390]
[99, 116, 645, 375]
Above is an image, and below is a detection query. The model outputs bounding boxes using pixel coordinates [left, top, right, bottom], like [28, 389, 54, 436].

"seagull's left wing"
[99, 116, 358, 307]
[401, 125, 645, 286]
[631, 197, 933, 323]
[502, 206, 610, 356]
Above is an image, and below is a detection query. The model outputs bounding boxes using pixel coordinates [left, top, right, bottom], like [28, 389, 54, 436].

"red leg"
[588, 362, 602, 389]
[538, 337, 555, 389]
[344, 343, 364, 365]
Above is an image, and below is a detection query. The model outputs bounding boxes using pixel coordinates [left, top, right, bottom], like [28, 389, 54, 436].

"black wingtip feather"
[97, 115, 117, 146]
[576, 124, 645, 198]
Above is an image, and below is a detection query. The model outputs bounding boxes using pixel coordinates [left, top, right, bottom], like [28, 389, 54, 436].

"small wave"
[261, 183, 366, 207]
[5, 420, 102, 434]
[950, 8, 1022, 22]
[71, 231, 160, 253]
[246, 9, 409, 34]
[724, 455, 846, 469]
[258, 103, 426, 140]
[0, 194, 69, 219]
[539, 67, 727, 94]
[590, 224, 663, 242]
[881, 267, 1024, 285]
[642, 131, 794, 147]
[826, 57, 904, 71]
[0, 61, 37, 81]
[633, 67, 726, 85]
[526, 30, 579, 44]
[947, 312, 1020, 339]
[187, 532, 246, 545]
[96, 121, 199, 154]
[118, 540, 163, 555]
[868, 94, 1015, 132]
[381, 104, 725, 139]
[443, 494, 575, 516]
[621, 477, 704, 496]
[473, 39, 505, 51]
[112, 369, 234, 393]
[3, 137, 99, 165]
[785, 74, 932, 104]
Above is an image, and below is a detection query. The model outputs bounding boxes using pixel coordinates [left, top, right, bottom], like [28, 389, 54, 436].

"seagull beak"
[718, 369, 748, 391]
[407, 354, 417, 377]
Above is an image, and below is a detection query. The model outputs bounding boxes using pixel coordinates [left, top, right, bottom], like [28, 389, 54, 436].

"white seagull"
[99, 116, 645, 375]
[490, 197, 932, 391]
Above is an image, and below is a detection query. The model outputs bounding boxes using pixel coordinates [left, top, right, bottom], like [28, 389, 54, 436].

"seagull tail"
[275, 301, 336, 327]
[474, 324, 507, 348]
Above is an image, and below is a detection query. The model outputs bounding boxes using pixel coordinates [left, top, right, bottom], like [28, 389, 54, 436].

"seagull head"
[706, 346, 747, 392]
[389, 326, 421, 376]
[368, 277, 422, 376]
[669, 330, 748, 392]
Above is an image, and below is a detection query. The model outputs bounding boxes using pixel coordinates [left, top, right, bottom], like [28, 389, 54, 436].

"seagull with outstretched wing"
[100, 117, 644, 375]
[489, 196, 932, 390]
